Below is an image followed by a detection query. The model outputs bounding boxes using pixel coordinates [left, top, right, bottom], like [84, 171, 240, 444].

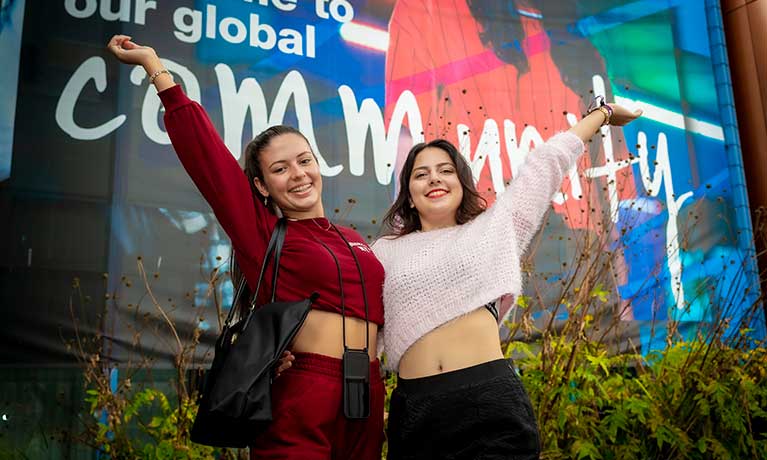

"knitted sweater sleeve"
[481, 132, 585, 255]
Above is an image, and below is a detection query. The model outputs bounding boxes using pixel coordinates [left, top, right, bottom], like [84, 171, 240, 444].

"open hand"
[106, 35, 158, 67]
[607, 103, 643, 126]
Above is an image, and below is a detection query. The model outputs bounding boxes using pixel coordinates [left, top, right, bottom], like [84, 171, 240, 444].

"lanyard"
[308, 224, 370, 352]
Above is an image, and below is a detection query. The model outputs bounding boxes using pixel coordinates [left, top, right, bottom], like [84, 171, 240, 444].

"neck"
[282, 204, 325, 220]
[419, 215, 457, 232]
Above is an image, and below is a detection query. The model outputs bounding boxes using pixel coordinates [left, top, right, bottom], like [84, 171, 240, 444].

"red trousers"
[249, 352, 385, 460]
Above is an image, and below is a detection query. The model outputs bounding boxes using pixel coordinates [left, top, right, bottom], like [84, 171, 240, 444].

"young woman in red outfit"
[107, 35, 385, 460]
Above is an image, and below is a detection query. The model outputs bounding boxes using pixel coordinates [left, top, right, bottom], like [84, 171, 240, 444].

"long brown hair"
[381, 139, 487, 237]
[230, 125, 309, 315]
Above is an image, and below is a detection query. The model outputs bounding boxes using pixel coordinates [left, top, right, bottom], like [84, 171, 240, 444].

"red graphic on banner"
[384, 0, 637, 232]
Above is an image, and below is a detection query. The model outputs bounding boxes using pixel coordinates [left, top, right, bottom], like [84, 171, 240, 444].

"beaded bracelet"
[148, 69, 172, 84]
[595, 106, 611, 126]
[587, 95, 613, 126]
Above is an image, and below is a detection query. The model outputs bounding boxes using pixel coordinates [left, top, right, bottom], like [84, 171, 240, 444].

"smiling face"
[382, 139, 487, 236]
[252, 132, 324, 219]
[408, 146, 464, 231]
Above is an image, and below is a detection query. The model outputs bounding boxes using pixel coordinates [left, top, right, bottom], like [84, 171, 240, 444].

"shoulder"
[371, 233, 406, 247]
[371, 234, 405, 259]
[371, 235, 392, 250]
[332, 225, 380, 257]
[332, 224, 362, 240]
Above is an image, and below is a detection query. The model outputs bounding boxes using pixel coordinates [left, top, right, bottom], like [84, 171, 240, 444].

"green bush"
[509, 334, 767, 460]
[61, 261, 247, 459]
[80, 386, 227, 460]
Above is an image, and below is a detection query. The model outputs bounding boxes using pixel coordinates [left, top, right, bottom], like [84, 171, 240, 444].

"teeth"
[290, 184, 311, 193]
[427, 190, 447, 197]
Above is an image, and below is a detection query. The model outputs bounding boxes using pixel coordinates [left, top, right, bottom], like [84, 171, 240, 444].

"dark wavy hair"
[230, 125, 310, 315]
[382, 139, 487, 237]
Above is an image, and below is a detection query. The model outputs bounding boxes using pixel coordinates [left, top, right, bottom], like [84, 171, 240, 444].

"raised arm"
[487, 103, 642, 255]
[568, 101, 642, 144]
[106, 35, 274, 262]
[107, 35, 176, 92]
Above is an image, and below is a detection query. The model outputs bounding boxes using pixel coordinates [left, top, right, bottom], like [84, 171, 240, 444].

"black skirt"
[387, 358, 540, 460]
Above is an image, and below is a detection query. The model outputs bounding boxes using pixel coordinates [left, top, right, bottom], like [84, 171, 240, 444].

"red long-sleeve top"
[160, 85, 384, 325]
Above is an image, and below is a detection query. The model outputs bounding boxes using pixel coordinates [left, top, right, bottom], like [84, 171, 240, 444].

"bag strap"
[251, 218, 287, 306]
[266, 219, 287, 304]
[331, 225, 370, 353]
[225, 219, 286, 326]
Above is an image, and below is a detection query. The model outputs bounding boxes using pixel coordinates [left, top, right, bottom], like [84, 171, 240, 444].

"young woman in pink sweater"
[107, 35, 385, 460]
[373, 102, 641, 459]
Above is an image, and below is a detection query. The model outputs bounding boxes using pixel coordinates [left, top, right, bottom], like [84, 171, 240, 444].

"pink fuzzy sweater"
[372, 132, 585, 371]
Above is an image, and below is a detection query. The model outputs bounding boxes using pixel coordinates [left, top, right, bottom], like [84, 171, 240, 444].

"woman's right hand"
[106, 35, 159, 68]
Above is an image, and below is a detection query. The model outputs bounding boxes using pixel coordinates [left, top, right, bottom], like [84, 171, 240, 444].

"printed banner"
[1, 0, 763, 364]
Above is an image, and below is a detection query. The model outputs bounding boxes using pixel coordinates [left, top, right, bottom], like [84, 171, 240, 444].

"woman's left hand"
[274, 350, 295, 378]
[607, 103, 643, 126]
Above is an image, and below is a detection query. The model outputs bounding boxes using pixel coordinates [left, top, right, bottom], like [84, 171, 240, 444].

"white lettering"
[637, 132, 693, 310]
[329, 0, 354, 23]
[55, 57, 126, 140]
[315, 0, 330, 19]
[585, 130, 693, 311]
[170, 7, 313, 57]
[133, 0, 156, 25]
[505, 121, 544, 179]
[215, 65, 342, 175]
[306, 25, 315, 58]
[100, 0, 130, 22]
[271, 71, 342, 175]
[277, 28, 304, 55]
[64, 0, 156, 24]
[206, 4, 217, 39]
[272, 0, 297, 12]
[130, 60, 201, 145]
[457, 120, 505, 194]
[249, 14, 277, 50]
[64, 0, 97, 19]
[215, 65, 268, 160]
[244, 0, 297, 10]
[339, 86, 423, 185]
[173, 7, 202, 43]
[220, 17, 248, 44]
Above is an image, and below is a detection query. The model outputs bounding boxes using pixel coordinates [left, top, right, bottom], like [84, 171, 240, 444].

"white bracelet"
[148, 69, 172, 84]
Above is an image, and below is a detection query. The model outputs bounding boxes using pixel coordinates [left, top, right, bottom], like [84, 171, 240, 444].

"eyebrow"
[412, 162, 455, 172]
[268, 150, 313, 169]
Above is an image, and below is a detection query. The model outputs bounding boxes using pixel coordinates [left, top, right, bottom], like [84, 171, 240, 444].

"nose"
[428, 171, 441, 185]
[289, 164, 306, 180]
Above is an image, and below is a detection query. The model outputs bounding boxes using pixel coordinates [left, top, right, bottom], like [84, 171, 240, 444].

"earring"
[263, 196, 269, 206]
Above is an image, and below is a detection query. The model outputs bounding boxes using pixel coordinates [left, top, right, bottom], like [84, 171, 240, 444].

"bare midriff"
[290, 309, 379, 361]
[397, 307, 504, 379]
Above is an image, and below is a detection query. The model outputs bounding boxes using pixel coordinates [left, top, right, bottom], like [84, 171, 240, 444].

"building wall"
[722, 0, 767, 288]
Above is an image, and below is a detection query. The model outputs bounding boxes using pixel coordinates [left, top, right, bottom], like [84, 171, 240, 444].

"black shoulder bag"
[191, 218, 317, 447]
